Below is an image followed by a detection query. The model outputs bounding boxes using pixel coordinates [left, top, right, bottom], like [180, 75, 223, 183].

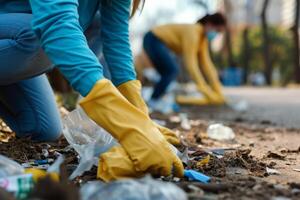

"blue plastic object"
[184, 170, 211, 183]
[221, 67, 243, 86]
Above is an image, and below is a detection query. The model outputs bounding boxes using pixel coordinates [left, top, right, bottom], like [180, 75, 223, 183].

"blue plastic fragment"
[184, 170, 211, 183]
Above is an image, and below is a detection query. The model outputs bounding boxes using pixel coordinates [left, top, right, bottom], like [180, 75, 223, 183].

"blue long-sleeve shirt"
[0, 0, 136, 96]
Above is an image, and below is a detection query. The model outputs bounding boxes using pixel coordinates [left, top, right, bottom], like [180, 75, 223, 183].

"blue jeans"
[0, 13, 106, 141]
[143, 31, 179, 99]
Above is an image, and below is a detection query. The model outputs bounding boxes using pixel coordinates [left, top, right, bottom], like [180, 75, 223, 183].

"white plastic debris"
[207, 124, 235, 141]
[179, 113, 191, 130]
[153, 119, 167, 126]
[227, 98, 249, 112]
[0, 155, 24, 178]
[293, 168, 300, 172]
[266, 167, 281, 175]
[80, 176, 187, 200]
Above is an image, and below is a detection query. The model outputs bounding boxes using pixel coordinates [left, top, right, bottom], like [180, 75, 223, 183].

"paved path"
[182, 87, 300, 129]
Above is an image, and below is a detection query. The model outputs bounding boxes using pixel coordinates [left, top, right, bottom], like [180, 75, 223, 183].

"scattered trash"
[0, 155, 64, 199]
[184, 170, 211, 183]
[266, 167, 281, 175]
[179, 113, 191, 130]
[153, 119, 167, 126]
[169, 115, 181, 123]
[178, 148, 190, 165]
[227, 98, 249, 112]
[0, 155, 24, 178]
[196, 155, 210, 168]
[0, 174, 34, 199]
[207, 124, 235, 141]
[206, 148, 236, 157]
[80, 176, 187, 200]
[293, 168, 300, 172]
[42, 149, 49, 158]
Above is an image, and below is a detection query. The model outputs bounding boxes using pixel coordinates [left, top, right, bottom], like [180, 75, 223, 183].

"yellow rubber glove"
[98, 146, 142, 182]
[176, 96, 210, 105]
[25, 168, 59, 182]
[117, 80, 180, 145]
[80, 79, 184, 177]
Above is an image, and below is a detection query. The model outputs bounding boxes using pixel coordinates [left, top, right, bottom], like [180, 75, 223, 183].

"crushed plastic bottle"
[80, 176, 187, 200]
[207, 124, 235, 141]
[0, 155, 64, 199]
[62, 107, 118, 180]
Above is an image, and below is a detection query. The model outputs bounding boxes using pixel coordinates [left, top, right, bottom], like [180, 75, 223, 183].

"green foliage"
[212, 26, 294, 84]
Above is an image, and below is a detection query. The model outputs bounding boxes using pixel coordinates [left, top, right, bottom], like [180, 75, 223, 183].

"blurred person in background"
[0, 0, 183, 180]
[143, 13, 227, 108]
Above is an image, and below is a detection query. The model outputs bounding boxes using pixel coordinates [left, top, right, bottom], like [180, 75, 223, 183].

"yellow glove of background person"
[117, 80, 180, 145]
[80, 79, 184, 177]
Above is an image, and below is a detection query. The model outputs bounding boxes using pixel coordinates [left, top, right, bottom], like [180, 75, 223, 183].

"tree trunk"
[242, 27, 250, 83]
[223, 0, 235, 67]
[292, 0, 300, 83]
[261, 0, 272, 85]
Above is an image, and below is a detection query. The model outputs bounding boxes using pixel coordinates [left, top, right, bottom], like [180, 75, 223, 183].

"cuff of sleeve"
[74, 72, 104, 97]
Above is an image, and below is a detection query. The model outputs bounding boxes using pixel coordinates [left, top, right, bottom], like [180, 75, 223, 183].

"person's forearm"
[30, 0, 103, 96]
[183, 54, 219, 101]
[100, 0, 136, 86]
[199, 41, 224, 98]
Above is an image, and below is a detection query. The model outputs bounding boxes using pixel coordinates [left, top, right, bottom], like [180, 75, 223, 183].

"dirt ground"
[0, 87, 299, 199]
[151, 108, 300, 200]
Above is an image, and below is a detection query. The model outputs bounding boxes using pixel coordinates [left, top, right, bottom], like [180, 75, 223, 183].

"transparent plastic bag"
[80, 176, 187, 200]
[62, 107, 118, 179]
[0, 155, 24, 178]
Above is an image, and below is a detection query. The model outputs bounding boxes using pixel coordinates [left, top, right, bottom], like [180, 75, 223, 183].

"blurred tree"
[213, 26, 294, 85]
[242, 0, 255, 84]
[238, 27, 293, 85]
[261, 0, 272, 85]
[292, 0, 300, 83]
[223, 0, 235, 67]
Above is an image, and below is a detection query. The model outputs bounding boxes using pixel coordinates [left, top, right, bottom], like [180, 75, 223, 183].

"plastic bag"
[0, 155, 24, 178]
[80, 176, 187, 200]
[62, 107, 118, 179]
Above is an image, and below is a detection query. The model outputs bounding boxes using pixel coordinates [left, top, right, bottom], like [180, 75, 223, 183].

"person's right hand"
[80, 79, 184, 178]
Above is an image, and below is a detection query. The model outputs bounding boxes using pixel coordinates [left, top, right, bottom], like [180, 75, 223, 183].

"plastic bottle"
[0, 155, 63, 199]
[80, 176, 187, 200]
[0, 155, 32, 199]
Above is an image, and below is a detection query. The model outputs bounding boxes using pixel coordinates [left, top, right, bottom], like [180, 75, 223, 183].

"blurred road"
[182, 87, 300, 129]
